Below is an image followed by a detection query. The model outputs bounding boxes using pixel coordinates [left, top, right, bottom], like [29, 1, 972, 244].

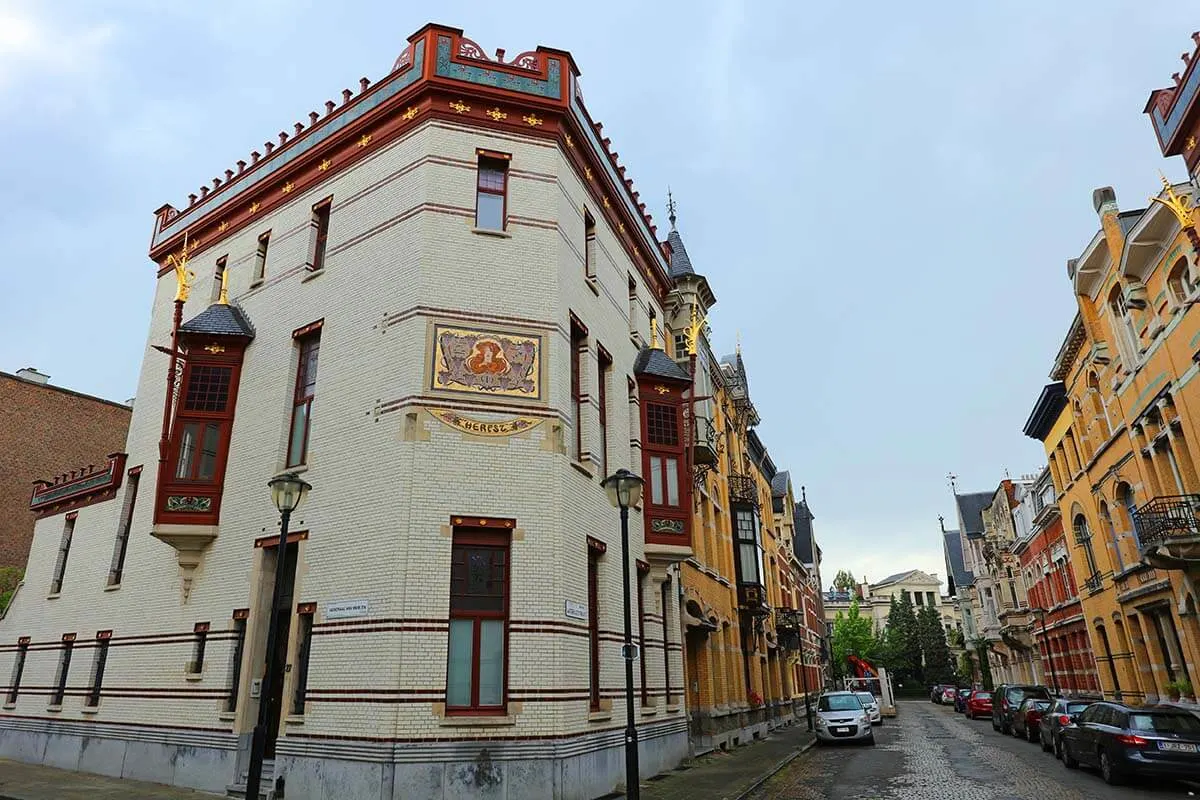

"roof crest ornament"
[167, 231, 196, 303]
[667, 187, 677, 231]
[1150, 171, 1196, 230]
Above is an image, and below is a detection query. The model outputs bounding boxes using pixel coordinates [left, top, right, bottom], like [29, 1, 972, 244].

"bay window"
[734, 507, 763, 587]
[447, 528, 509, 713]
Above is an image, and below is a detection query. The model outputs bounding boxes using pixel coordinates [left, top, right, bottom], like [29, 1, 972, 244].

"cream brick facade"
[0, 26, 693, 799]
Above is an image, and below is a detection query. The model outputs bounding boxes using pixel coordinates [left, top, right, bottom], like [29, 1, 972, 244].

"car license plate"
[834, 727, 850, 734]
[1158, 742, 1198, 753]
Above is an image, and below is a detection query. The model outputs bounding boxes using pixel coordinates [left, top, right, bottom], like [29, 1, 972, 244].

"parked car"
[1011, 697, 1052, 742]
[1040, 697, 1097, 758]
[931, 684, 946, 703]
[1062, 701, 1200, 785]
[941, 686, 958, 705]
[855, 691, 882, 725]
[992, 684, 1051, 735]
[954, 687, 973, 713]
[966, 690, 993, 720]
[814, 691, 875, 745]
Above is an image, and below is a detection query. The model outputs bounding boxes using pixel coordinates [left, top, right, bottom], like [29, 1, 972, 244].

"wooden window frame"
[446, 527, 511, 715]
[570, 319, 587, 462]
[188, 622, 210, 675]
[308, 199, 332, 272]
[292, 607, 315, 715]
[50, 635, 75, 707]
[584, 209, 597, 280]
[49, 514, 76, 595]
[287, 328, 321, 468]
[661, 581, 672, 706]
[84, 631, 112, 708]
[253, 231, 270, 282]
[597, 345, 611, 477]
[475, 150, 510, 231]
[227, 611, 248, 713]
[108, 467, 141, 587]
[211, 256, 228, 304]
[6, 639, 29, 705]
[637, 562, 649, 704]
[588, 546, 601, 710]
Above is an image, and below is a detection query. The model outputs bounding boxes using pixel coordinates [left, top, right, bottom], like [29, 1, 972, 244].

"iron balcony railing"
[692, 415, 718, 466]
[729, 473, 759, 506]
[1131, 494, 1200, 548]
[1083, 572, 1104, 594]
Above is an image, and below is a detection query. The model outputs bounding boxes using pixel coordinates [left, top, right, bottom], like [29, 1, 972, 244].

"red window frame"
[661, 580, 672, 706]
[211, 256, 227, 304]
[475, 149, 510, 231]
[570, 317, 587, 461]
[169, 363, 235, 484]
[310, 200, 331, 272]
[637, 561, 649, 704]
[584, 209, 596, 279]
[253, 231, 270, 281]
[108, 467, 141, 586]
[638, 378, 690, 546]
[49, 513, 76, 595]
[446, 527, 510, 715]
[597, 345, 611, 476]
[287, 327, 321, 468]
[588, 547, 601, 710]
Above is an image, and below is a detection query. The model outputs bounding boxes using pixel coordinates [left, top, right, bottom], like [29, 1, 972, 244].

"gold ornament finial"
[650, 316, 659, 350]
[1150, 172, 1196, 230]
[167, 232, 196, 303]
[217, 263, 231, 305]
[686, 303, 707, 356]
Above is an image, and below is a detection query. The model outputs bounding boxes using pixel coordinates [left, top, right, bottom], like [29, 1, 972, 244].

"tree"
[881, 593, 922, 685]
[969, 636, 994, 690]
[916, 604, 956, 685]
[832, 569, 857, 593]
[830, 598, 876, 680]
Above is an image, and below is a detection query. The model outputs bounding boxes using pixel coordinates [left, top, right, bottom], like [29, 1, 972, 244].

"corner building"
[0, 24, 699, 799]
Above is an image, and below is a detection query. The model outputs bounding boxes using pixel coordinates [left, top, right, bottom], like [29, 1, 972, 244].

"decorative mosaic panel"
[430, 325, 542, 400]
[650, 518, 685, 534]
[434, 35, 561, 99]
[166, 496, 213, 513]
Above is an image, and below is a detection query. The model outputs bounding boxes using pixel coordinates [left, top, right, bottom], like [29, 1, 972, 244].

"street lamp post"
[602, 468, 645, 800]
[1032, 607, 1060, 696]
[245, 472, 311, 800]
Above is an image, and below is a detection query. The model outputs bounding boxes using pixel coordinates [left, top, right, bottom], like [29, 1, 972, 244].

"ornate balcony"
[692, 414, 718, 467]
[1132, 494, 1200, 568]
[775, 607, 804, 652]
[1083, 572, 1104, 594]
[729, 473, 758, 507]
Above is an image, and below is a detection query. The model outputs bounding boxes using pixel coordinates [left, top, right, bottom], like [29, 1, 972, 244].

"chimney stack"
[15, 367, 50, 385]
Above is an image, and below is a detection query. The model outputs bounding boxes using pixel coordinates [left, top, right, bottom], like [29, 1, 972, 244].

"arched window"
[1108, 283, 1140, 364]
[1072, 512, 1099, 579]
[1099, 501, 1124, 573]
[1116, 482, 1139, 548]
[1087, 371, 1111, 439]
[1167, 257, 1197, 305]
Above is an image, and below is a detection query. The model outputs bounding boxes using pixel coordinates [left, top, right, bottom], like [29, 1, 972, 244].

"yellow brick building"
[1038, 182, 1200, 704]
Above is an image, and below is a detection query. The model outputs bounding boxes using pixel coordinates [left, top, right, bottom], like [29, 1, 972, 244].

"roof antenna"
[667, 187, 677, 230]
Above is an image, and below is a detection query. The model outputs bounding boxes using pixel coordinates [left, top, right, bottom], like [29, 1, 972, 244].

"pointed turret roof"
[633, 347, 690, 382]
[666, 228, 695, 278]
[179, 302, 256, 340]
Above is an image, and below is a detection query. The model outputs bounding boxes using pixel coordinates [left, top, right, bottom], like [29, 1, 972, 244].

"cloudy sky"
[2, 1, 1196, 589]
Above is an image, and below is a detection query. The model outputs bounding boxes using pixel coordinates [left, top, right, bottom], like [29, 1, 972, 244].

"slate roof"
[770, 470, 790, 498]
[943, 529, 973, 593]
[1117, 209, 1146, 236]
[871, 569, 920, 587]
[793, 500, 816, 564]
[633, 347, 690, 382]
[179, 303, 256, 339]
[955, 491, 993, 539]
[667, 229, 695, 278]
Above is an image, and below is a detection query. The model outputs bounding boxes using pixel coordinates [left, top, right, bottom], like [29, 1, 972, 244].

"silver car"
[815, 691, 875, 745]
[855, 691, 882, 725]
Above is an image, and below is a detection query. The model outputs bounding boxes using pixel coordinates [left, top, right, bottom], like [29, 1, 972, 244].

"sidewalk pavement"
[0, 759, 219, 800]
[0, 724, 817, 800]
[641, 724, 816, 800]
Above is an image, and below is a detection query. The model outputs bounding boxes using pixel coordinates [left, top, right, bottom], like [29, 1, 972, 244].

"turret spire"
[667, 187, 677, 231]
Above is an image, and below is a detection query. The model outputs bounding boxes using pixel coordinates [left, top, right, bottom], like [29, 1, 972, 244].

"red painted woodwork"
[587, 548, 600, 710]
[637, 376, 692, 549]
[446, 525, 511, 715]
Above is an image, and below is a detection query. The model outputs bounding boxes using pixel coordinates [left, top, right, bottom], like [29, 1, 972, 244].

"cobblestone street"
[749, 700, 1200, 799]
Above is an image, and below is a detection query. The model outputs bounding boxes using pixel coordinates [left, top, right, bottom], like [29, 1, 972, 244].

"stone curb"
[730, 737, 817, 800]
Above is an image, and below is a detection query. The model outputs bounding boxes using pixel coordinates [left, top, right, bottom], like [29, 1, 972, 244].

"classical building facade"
[823, 570, 961, 637]
[0, 24, 741, 799]
[1028, 175, 1200, 706]
[0, 369, 131, 571]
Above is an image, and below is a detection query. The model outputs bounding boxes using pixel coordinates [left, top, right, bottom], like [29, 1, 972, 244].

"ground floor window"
[447, 527, 510, 713]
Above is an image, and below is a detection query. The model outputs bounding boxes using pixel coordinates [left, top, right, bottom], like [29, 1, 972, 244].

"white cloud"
[0, 0, 116, 109]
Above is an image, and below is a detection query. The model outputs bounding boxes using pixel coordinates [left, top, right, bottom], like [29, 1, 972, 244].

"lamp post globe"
[601, 468, 644, 510]
[269, 471, 312, 513]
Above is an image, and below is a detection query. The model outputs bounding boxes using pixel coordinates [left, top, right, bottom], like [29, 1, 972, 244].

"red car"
[1012, 698, 1052, 742]
[966, 690, 993, 719]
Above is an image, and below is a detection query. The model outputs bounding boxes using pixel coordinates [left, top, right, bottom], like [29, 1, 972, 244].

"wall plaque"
[325, 599, 369, 620]
[430, 408, 543, 437]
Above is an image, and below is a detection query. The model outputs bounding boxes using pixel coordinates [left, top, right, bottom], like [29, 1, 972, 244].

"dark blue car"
[954, 687, 972, 713]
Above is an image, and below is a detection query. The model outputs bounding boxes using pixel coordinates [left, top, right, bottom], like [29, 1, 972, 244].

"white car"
[855, 691, 882, 725]
[814, 691, 875, 745]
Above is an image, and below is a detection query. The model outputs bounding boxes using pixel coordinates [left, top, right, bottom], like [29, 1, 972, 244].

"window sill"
[285, 714, 305, 725]
[471, 227, 512, 239]
[300, 268, 325, 283]
[286, 464, 310, 475]
[585, 276, 600, 296]
[218, 712, 236, 722]
[439, 714, 517, 728]
[588, 710, 614, 723]
[2, 703, 14, 711]
[46, 705, 62, 713]
[666, 704, 682, 713]
[184, 672, 203, 682]
[103, 583, 121, 592]
[640, 705, 659, 716]
[46, 593, 60, 600]
[81, 706, 100, 715]
[249, 278, 265, 289]
[570, 461, 594, 479]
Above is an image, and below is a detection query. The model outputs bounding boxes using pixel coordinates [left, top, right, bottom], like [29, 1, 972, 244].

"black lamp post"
[1031, 607, 1060, 696]
[245, 471, 311, 800]
[602, 468, 645, 800]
